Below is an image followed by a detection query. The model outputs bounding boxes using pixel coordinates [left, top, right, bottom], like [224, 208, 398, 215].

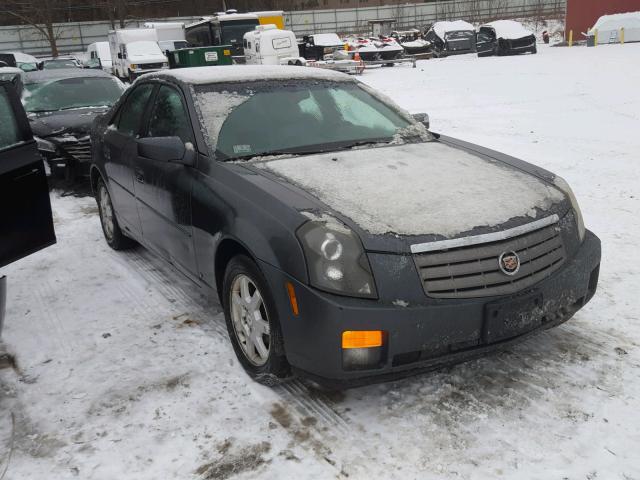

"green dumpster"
[169, 46, 233, 69]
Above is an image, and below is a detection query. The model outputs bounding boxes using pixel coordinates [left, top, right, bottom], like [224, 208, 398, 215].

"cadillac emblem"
[498, 251, 520, 276]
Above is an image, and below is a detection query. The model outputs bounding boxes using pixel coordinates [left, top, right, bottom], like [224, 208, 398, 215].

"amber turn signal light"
[285, 282, 299, 316]
[342, 330, 383, 349]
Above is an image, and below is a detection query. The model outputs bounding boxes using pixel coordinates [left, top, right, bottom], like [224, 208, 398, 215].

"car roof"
[23, 68, 113, 84]
[147, 65, 353, 86]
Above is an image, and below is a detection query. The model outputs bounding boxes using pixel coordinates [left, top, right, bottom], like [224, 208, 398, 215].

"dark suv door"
[102, 82, 155, 239]
[134, 84, 197, 275]
[0, 81, 56, 269]
[0, 80, 56, 331]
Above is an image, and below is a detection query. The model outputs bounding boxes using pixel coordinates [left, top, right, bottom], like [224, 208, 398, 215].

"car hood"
[28, 107, 107, 138]
[252, 141, 567, 252]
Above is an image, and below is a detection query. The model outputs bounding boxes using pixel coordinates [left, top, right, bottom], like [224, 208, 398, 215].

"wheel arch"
[89, 164, 105, 195]
[214, 237, 259, 302]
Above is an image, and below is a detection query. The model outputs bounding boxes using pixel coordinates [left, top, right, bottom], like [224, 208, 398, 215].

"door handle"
[134, 168, 144, 184]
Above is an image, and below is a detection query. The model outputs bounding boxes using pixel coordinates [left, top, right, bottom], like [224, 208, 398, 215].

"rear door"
[102, 82, 155, 239]
[134, 84, 197, 275]
[0, 81, 55, 269]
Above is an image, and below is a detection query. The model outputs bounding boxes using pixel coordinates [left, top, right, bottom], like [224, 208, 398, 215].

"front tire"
[96, 178, 135, 250]
[222, 255, 290, 385]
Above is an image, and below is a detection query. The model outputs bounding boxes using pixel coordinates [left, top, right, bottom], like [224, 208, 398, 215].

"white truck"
[86, 42, 113, 73]
[243, 25, 305, 66]
[143, 22, 188, 54]
[108, 28, 168, 82]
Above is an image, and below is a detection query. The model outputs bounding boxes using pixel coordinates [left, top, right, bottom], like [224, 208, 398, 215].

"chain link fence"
[0, 0, 565, 56]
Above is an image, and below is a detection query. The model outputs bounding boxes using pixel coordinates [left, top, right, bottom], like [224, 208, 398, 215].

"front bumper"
[261, 230, 601, 387]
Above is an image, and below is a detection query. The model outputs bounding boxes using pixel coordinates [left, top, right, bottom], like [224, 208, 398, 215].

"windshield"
[23, 77, 125, 112]
[128, 41, 161, 57]
[195, 80, 427, 161]
[445, 30, 475, 40]
[43, 59, 77, 69]
[221, 21, 259, 45]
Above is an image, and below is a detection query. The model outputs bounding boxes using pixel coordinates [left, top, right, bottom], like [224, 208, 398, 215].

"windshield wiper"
[58, 105, 111, 111]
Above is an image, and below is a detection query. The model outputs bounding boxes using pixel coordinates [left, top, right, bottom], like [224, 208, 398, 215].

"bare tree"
[3, 0, 65, 56]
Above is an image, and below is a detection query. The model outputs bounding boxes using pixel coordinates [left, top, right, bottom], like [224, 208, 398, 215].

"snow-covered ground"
[2, 43, 640, 479]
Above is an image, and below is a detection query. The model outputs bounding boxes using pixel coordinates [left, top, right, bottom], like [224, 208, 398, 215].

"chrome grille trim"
[60, 139, 91, 162]
[410, 214, 560, 254]
[413, 215, 566, 299]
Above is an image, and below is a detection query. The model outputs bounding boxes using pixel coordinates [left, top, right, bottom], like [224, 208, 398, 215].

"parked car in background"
[477, 20, 537, 57]
[425, 20, 476, 56]
[109, 28, 169, 81]
[89, 66, 600, 387]
[0, 51, 39, 72]
[41, 56, 82, 70]
[0, 79, 56, 333]
[298, 33, 345, 60]
[0, 67, 24, 95]
[22, 69, 125, 180]
[87, 41, 113, 73]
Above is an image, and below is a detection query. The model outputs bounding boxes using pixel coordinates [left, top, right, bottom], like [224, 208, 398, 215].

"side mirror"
[137, 137, 195, 166]
[412, 112, 430, 130]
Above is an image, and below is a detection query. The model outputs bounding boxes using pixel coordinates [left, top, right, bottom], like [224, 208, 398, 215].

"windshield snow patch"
[195, 90, 251, 149]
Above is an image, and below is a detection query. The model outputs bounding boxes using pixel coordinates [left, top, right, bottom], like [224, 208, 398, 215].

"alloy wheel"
[229, 274, 271, 366]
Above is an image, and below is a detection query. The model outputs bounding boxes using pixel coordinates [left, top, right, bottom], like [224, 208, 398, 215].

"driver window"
[116, 83, 154, 136]
[146, 86, 193, 144]
[0, 87, 22, 151]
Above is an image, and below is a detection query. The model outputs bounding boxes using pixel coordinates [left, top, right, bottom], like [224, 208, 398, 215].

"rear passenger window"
[117, 83, 154, 136]
[146, 86, 193, 144]
[0, 87, 21, 151]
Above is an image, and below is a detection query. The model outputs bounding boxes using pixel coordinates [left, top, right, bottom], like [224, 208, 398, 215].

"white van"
[144, 22, 188, 54]
[108, 29, 168, 81]
[243, 25, 305, 66]
[87, 42, 113, 73]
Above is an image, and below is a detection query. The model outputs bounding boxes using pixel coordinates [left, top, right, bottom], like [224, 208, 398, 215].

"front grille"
[59, 138, 91, 163]
[140, 62, 164, 70]
[414, 219, 566, 299]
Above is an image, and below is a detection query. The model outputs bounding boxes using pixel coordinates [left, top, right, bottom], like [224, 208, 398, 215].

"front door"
[102, 82, 155, 239]
[135, 84, 197, 275]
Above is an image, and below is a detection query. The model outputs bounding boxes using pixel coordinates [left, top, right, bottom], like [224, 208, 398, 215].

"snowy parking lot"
[1, 43, 639, 479]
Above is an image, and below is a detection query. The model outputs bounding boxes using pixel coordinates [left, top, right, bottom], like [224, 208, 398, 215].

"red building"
[566, 0, 640, 37]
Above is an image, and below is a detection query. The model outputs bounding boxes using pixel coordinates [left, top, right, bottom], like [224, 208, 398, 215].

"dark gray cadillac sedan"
[90, 66, 601, 387]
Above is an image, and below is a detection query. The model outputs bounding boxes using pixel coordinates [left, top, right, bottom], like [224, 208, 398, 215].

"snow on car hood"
[485, 20, 534, 40]
[257, 142, 565, 238]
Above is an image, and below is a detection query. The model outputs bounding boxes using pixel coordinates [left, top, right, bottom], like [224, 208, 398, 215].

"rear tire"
[96, 178, 135, 250]
[222, 255, 290, 385]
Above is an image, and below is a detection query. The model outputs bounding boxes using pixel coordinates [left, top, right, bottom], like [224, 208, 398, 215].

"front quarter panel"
[192, 158, 309, 291]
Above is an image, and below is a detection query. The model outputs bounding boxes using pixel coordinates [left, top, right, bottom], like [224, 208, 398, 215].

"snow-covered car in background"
[0, 51, 39, 72]
[22, 69, 125, 180]
[425, 20, 476, 56]
[89, 66, 600, 387]
[298, 33, 345, 61]
[477, 20, 537, 57]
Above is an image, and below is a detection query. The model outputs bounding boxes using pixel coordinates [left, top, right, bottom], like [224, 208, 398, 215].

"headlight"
[297, 214, 377, 299]
[554, 176, 586, 242]
[130, 64, 137, 70]
[34, 136, 57, 153]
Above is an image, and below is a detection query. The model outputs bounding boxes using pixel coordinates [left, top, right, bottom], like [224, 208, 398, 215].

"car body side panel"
[190, 161, 310, 291]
